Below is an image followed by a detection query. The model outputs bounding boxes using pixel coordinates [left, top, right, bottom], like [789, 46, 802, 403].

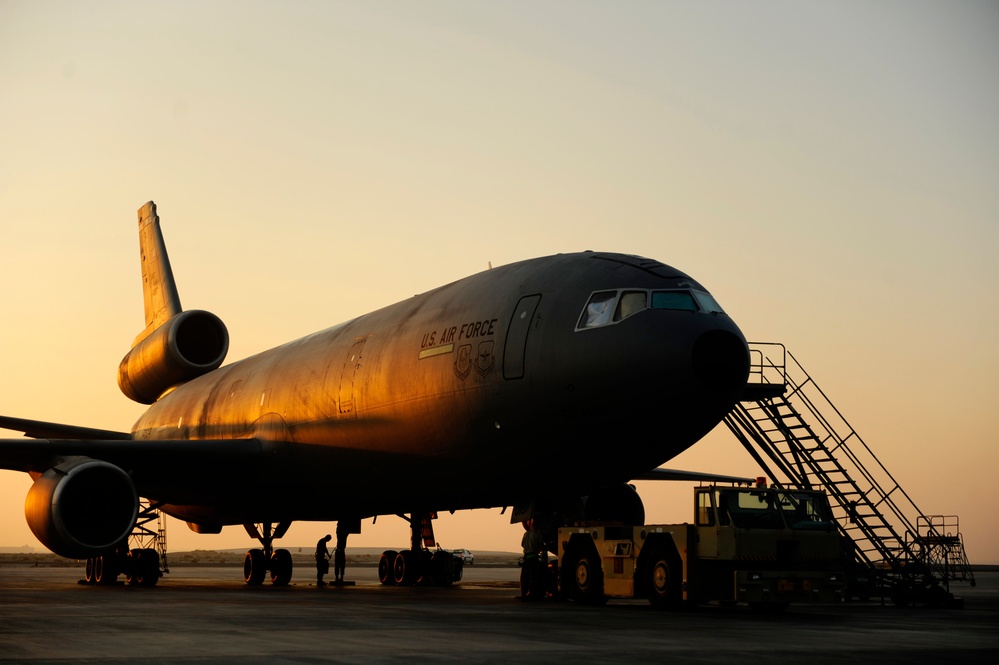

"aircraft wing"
[0, 435, 266, 474]
[0, 415, 132, 441]
[634, 467, 756, 485]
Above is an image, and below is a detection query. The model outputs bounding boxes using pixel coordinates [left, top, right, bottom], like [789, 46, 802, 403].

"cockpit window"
[576, 287, 725, 331]
[614, 291, 648, 322]
[651, 290, 698, 311]
[578, 291, 617, 329]
[693, 290, 724, 314]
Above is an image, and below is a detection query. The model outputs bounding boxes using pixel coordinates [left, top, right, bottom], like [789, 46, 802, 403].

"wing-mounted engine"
[117, 201, 229, 404]
[118, 309, 229, 404]
[25, 457, 138, 559]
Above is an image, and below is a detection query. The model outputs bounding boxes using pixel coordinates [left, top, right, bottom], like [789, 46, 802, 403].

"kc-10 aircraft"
[0, 201, 750, 587]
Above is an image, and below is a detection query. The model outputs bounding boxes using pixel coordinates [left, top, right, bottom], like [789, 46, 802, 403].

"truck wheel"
[571, 550, 605, 605]
[647, 548, 681, 610]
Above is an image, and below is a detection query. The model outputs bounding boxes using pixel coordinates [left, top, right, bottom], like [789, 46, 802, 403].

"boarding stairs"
[725, 343, 974, 602]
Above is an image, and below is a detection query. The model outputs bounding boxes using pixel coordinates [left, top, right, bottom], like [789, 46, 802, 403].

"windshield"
[777, 491, 835, 530]
[577, 288, 725, 330]
[716, 489, 785, 529]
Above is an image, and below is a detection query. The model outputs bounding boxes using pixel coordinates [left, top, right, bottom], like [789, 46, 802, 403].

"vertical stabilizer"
[119, 201, 229, 403]
[134, 201, 182, 346]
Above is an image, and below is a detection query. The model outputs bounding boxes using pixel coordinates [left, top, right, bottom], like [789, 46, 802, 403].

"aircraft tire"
[430, 550, 458, 586]
[136, 549, 160, 587]
[270, 549, 293, 586]
[84, 558, 97, 584]
[244, 548, 267, 585]
[393, 550, 417, 585]
[95, 553, 118, 585]
[378, 550, 398, 585]
[125, 548, 140, 585]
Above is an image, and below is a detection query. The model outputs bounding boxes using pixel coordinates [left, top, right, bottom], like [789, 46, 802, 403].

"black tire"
[244, 548, 266, 585]
[393, 550, 416, 586]
[125, 548, 140, 586]
[95, 553, 118, 585]
[378, 550, 398, 585]
[430, 551, 455, 586]
[270, 549, 293, 586]
[568, 548, 605, 605]
[136, 549, 160, 587]
[647, 548, 682, 610]
[84, 558, 97, 585]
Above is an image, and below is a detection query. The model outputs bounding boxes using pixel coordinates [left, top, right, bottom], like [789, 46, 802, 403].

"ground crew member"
[520, 519, 545, 600]
[334, 521, 349, 583]
[315, 534, 332, 586]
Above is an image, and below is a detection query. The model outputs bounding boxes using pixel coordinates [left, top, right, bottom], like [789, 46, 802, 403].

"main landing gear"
[82, 500, 168, 587]
[377, 512, 463, 587]
[243, 522, 294, 586]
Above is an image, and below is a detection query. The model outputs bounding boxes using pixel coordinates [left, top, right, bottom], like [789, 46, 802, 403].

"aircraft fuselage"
[131, 251, 749, 527]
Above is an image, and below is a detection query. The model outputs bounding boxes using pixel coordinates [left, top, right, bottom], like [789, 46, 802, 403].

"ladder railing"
[726, 343, 974, 590]
[128, 500, 170, 575]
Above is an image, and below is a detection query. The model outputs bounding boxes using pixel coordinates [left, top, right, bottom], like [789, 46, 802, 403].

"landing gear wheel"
[125, 548, 153, 586]
[378, 550, 398, 585]
[393, 550, 417, 586]
[270, 549, 293, 586]
[244, 548, 267, 585]
[415, 550, 435, 585]
[430, 550, 457, 586]
[84, 558, 97, 584]
[647, 548, 681, 610]
[95, 553, 118, 585]
[136, 549, 160, 587]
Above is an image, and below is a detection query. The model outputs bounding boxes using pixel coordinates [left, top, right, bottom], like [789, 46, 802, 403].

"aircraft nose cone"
[692, 329, 750, 393]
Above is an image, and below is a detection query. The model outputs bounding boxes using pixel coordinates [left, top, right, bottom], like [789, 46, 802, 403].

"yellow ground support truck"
[557, 482, 845, 609]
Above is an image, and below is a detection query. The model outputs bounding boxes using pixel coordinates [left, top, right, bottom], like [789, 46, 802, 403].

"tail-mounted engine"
[25, 458, 139, 559]
[117, 309, 229, 404]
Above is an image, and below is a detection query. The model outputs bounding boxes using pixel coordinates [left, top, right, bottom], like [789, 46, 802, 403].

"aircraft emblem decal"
[475, 340, 495, 377]
[454, 344, 472, 380]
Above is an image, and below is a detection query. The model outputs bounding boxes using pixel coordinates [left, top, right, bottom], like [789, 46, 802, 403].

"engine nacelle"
[25, 458, 139, 559]
[581, 483, 646, 525]
[118, 309, 229, 404]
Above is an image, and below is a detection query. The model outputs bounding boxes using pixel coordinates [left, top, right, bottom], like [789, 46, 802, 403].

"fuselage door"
[338, 338, 366, 417]
[503, 294, 541, 380]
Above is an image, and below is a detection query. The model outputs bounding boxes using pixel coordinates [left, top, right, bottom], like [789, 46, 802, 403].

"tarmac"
[1, 562, 996, 664]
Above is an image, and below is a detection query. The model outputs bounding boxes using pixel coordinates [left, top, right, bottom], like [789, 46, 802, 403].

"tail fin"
[118, 201, 228, 404]
[134, 201, 182, 346]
